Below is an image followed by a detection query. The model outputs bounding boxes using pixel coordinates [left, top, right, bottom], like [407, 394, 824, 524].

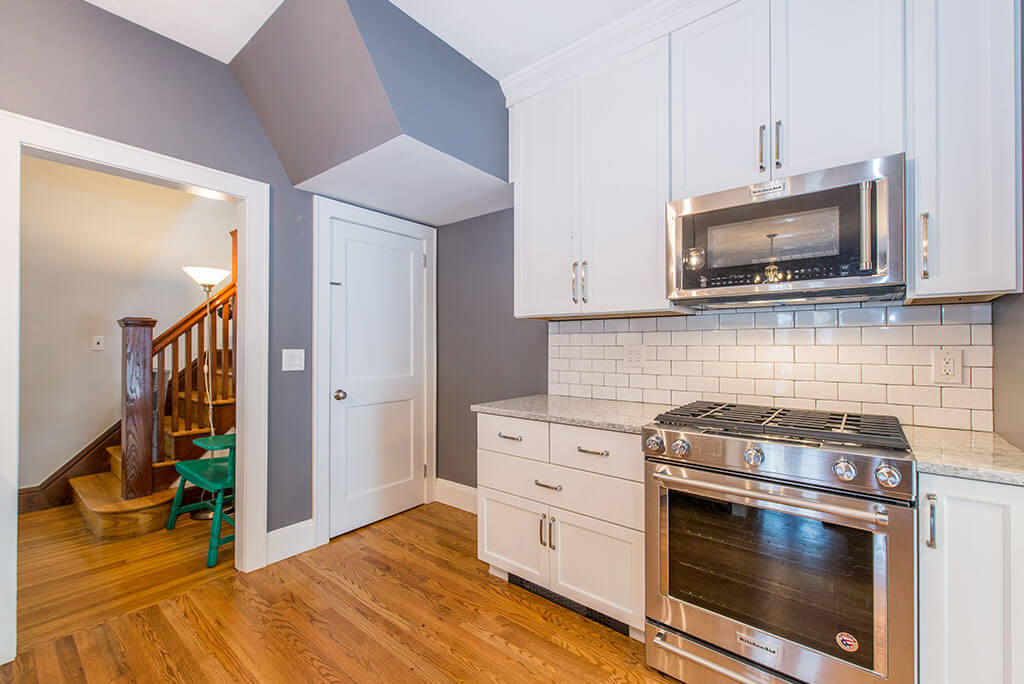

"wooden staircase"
[67, 233, 238, 539]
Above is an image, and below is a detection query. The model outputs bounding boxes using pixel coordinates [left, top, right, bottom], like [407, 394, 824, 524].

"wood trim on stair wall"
[17, 422, 120, 513]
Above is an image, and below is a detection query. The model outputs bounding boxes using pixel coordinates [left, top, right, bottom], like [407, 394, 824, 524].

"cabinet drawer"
[478, 449, 643, 531]
[550, 424, 643, 482]
[477, 414, 549, 461]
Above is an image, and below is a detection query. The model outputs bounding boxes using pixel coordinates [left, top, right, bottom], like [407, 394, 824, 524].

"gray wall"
[437, 209, 547, 486]
[994, 294, 1024, 448]
[1, 0, 312, 530]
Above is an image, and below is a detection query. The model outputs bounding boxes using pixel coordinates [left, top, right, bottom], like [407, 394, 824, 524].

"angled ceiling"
[82, 0, 285, 63]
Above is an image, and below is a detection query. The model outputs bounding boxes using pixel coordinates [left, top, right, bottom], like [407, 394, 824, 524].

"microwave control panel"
[700, 263, 863, 288]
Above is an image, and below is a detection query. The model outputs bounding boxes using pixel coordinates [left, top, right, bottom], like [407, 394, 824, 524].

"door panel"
[329, 218, 426, 537]
[477, 487, 549, 586]
[670, 0, 771, 199]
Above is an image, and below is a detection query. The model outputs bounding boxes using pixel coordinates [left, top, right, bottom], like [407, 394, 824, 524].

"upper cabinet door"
[907, 0, 1022, 299]
[513, 82, 581, 317]
[769, 0, 904, 178]
[581, 37, 671, 315]
[670, 0, 771, 200]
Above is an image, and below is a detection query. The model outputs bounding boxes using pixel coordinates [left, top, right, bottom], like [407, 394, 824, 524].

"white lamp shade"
[182, 266, 231, 288]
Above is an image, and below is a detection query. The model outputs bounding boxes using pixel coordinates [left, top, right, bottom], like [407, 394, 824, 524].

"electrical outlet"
[91, 336, 104, 351]
[623, 345, 646, 373]
[932, 348, 963, 384]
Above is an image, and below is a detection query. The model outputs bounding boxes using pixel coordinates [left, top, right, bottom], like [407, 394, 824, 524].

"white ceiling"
[83, 0, 285, 63]
[388, 0, 655, 80]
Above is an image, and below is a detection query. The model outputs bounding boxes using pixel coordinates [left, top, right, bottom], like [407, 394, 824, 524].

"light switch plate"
[91, 336, 104, 351]
[282, 348, 305, 372]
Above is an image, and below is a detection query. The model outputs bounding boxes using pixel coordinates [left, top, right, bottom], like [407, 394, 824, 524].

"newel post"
[118, 317, 157, 499]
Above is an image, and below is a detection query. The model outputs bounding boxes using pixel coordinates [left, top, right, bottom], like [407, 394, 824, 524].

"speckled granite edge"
[472, 395, 1024, 486]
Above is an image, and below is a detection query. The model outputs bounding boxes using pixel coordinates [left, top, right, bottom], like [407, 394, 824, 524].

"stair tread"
[69, 472, 176, 513]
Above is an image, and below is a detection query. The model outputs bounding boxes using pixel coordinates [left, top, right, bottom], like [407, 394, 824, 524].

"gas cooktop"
[654, 401, 910, 451]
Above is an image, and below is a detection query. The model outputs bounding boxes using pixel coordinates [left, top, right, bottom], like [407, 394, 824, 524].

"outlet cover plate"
[622, 345, 645, 373]
[91, 336, 104, 351]
[282, 348, 305, 372]
[932, 348, 963, 385]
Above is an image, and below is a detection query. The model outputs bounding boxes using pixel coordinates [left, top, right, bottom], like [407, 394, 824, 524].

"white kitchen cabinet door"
[919, 474, 1024, 684]
[670, 0, 771, 200]
[513, 82, 581, 318]
[906, 0, 1022, 299]
[769, 0, 904, 179]
[477, 487, 550, 587]
[547, 507, 645, 630]
[580, 37, 671, 315]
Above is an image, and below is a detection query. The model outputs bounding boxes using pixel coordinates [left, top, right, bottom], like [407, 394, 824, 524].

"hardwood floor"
[3, 503, 670, 683]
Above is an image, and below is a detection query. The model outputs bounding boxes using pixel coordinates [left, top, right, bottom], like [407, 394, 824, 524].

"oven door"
[645, 461, 915, 684]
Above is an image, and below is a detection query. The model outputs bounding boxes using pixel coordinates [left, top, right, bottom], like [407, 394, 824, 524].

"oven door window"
[666, 490, 880, 670]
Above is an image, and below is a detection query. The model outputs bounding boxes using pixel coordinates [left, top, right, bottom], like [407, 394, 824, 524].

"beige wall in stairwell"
[18, 156, 234, 487]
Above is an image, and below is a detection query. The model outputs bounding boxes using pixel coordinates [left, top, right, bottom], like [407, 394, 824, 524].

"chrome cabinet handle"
[859, 181, 873, 271]
[539, 513, 547, 546]
[652, 633, 763, 684]
[548, 516, 556, 550]
[534, 479, 563, 492]
[926, 493, 937, 549]
[571, 261, 579, 303]
[577, 446, 609, 457]
[581, 260, 588, 304]
[774, 120, 782, 169]
[497, 432, 522, 442]
[758, 124, 766, 172]
[921, 212, 930, 279]
[333, 389, 347, 401]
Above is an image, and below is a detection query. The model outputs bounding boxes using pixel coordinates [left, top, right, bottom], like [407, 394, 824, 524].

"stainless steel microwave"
[666, 154, 905, 307]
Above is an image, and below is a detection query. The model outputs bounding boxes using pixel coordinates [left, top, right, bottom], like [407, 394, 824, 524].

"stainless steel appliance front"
[645, 460, 916, 683]
[666, 154, 905, 306]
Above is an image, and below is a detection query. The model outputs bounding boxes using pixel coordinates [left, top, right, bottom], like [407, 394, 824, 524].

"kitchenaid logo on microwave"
[736, 633, 778, 658]
[749, 179, 787, 198]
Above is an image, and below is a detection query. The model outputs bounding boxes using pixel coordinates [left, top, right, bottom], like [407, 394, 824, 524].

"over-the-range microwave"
[666, 154, 905, 307]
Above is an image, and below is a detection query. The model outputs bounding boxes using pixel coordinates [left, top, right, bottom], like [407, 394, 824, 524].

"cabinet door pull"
[926, 493, 937, 549]
[581, 260, 588, 304]
[497, 432, 522, 442]
[534, 479, 563, 492]
[571, 261, 579, 303]
[539, 513, 547, 546]
[774, 120, 783, 169]
[920, 212, 930, 279]
[548, 516, 556, 550]
[577, 446, 609, 457]
[758, 124, 767, 172]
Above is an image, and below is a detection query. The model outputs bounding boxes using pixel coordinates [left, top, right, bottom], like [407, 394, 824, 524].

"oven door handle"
[652, 471, 888, 526]
[652, 633, 766, 684]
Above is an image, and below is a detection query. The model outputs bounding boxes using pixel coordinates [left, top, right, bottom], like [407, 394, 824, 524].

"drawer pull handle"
[534, 480, 563, 492]
[577, 446, 609, 457]
[497, 432, 522, 442]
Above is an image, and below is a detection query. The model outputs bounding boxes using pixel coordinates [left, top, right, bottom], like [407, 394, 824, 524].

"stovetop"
[655, 401, 910, 451]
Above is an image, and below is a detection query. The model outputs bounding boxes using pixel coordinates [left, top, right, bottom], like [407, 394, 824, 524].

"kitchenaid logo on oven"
[737, 633, 778, 658]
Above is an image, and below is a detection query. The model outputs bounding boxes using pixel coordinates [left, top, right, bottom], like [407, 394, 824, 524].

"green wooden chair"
[166, 433, 236, 567]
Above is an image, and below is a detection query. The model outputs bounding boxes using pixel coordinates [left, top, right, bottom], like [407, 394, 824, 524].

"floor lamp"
[182, 266, 231, 436]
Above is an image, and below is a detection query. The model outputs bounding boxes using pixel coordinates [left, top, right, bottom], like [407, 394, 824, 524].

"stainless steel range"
[643, 402, 916, 684]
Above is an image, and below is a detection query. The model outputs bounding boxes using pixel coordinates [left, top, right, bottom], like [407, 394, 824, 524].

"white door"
[669, 0, 771, 200]
[513, 81, 582, 317]
[769, 0, 904, 178]
[919, 474, 1024, 684]
[580, 36, 671, 315]
[547, 507, 645, 630]
[907, 0, 1021, 299]
[328, 215, 427, 536]
[477, 487, 550, 587]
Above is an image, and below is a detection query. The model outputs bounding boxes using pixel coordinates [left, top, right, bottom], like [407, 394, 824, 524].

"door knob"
[334, 389, 347, 401]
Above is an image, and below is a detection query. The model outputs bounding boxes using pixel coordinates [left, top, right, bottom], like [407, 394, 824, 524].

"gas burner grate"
[655, 401, 910, 450]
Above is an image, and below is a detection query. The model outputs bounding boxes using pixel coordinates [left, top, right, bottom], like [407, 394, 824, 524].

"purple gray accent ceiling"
[1, 0, 312, 531]
[437, 209, 547, 486]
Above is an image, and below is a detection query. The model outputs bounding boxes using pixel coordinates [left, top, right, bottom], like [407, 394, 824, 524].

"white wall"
[19, 156, 235, 486]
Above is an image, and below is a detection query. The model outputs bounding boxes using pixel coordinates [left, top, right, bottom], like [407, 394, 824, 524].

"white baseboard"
[433, 478, 477, 514]
[265, 518, 315, 565]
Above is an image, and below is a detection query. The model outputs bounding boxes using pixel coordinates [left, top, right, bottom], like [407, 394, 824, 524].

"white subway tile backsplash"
[548, 303, 995, 431]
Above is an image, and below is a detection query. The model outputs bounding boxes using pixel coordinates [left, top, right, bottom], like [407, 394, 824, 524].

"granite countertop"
[471, 394, 1024, 486]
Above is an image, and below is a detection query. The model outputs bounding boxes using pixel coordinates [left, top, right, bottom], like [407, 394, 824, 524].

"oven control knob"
[743, 447, 765, 466]
[671, 439, 691, 456]
[645, 435, 664, 452]
[833, 459, 858, 482]
[875, 464, 902, 488]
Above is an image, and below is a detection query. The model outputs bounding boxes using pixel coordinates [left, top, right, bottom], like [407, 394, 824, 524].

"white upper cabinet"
[581, 36, 671, 315]
[669, 0, 771, 200]
[513, 82, 581, 318]
[906, 0, 1022, 300]
[769, 0, 904, 178]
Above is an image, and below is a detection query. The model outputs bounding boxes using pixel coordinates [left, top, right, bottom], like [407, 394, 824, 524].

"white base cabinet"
[919, 473, 1024, 684]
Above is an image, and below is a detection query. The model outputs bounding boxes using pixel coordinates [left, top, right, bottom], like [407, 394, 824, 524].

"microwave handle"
[859, 181, 873, 272]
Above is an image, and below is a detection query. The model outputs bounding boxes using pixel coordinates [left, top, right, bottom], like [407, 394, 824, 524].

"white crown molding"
[500, 0, 732, 107]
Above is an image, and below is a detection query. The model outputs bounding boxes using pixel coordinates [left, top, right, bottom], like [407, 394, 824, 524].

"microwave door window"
[707, 208, 841, 269]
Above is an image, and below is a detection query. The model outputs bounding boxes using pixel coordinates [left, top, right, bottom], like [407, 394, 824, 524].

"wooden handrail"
[153, 282, 236, 353]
